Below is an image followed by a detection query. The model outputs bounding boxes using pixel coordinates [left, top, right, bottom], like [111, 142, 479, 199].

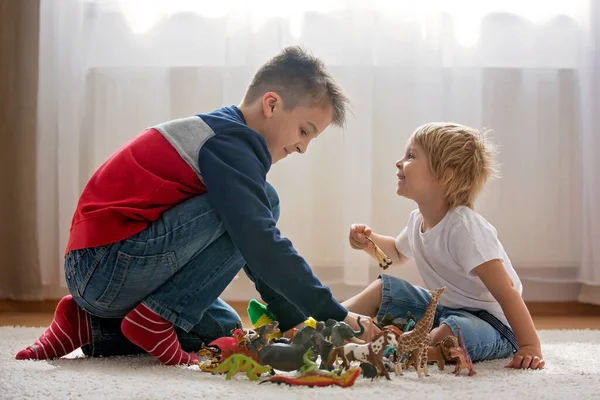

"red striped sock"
[15, 295, 91, 360]
[121, 303, 198, 365]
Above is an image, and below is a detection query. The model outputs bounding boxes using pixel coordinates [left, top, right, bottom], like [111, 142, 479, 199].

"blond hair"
[243, 46, 350, 128]
[411, 123, 499, 209]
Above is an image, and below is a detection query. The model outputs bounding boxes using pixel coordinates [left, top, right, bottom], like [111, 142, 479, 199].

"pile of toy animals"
[195, 287, 476, 387]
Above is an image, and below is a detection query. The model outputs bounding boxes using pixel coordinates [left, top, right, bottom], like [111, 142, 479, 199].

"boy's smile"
[396, 140, 442, 202]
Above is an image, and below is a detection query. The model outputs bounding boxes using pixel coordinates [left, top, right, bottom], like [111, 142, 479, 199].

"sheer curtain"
[578, 0, 600, 305]
[32, 0, 598, 302]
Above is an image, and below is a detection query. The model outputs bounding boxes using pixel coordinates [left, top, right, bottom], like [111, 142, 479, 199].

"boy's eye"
[407, 153, 415, 159]
[300, 129, 307, 136]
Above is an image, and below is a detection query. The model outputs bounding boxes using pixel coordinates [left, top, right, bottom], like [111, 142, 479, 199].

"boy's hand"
[505, 344, 545, 370]
[343, 311, 380, 342]
[349, 224, 373, 250]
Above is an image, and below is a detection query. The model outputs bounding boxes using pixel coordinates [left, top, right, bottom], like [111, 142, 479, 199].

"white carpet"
[1, 327, 599, 400]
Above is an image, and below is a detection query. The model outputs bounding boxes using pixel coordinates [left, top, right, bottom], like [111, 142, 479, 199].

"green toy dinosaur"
[200, 354, 272, 381]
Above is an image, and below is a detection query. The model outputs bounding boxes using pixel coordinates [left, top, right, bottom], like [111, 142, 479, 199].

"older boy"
[16, 47, 369, 365]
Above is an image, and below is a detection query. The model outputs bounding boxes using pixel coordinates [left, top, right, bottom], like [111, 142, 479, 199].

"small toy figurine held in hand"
[365, 236, 393, 269]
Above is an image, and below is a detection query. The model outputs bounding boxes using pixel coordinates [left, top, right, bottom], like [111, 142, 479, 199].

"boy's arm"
[242, 264, 307, 331]
[198, 130, 348, 330]
[472, 260, 545, 369]
[371, 231, 411, 266]
[350, 224, 411, 266]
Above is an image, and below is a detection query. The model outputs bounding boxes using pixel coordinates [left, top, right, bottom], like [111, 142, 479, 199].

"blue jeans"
[377, 275, 517, 362]
[64, 182, 305, 357]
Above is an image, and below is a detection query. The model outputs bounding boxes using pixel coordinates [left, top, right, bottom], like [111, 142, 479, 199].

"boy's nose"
[295, 141, 308, 154]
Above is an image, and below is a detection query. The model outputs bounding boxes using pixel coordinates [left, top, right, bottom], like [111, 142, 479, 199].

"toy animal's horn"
[351, 337, 365, 344]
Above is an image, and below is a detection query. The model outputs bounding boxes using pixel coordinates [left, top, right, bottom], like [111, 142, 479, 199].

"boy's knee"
[264, 182, 280, 222]
[371, 277, 384, 293]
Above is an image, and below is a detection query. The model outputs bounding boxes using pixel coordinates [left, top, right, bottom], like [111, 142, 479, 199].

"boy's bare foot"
[15, 295, 91, 360]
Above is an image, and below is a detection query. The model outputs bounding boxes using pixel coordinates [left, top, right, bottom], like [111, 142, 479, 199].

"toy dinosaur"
[199, 322, 278, 364]
[200, 328, 249, 362]
[261, 348, 360, 388]
[200, 354, 272, 381]
[326, 328, 399, 380]
[451, 328, 476, 376]
[365, 236, 392, 269]
[392, 287, 446, 378]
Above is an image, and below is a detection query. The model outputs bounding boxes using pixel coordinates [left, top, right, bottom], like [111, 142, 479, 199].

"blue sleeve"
[197, 130, 348, 327]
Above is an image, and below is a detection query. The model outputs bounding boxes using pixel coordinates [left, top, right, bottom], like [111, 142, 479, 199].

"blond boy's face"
[259, 93, 332, 164]
[396, 140, 442, 202]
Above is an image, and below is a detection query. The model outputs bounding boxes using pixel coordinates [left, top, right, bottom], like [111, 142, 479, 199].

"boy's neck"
[238, 102, 263, 135]
[417, 199, 449, 233]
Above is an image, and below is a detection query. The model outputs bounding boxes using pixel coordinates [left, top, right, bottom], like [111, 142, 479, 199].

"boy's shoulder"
[446, 206, 498, 238]
[196, 105, 253, 136]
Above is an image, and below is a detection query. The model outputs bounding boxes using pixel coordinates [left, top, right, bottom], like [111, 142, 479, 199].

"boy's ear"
[262, 92, 281, 118]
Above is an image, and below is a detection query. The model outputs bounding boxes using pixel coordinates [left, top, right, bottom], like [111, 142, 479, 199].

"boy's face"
[260, 93, 333, 164]
[396, 139, 443, 203]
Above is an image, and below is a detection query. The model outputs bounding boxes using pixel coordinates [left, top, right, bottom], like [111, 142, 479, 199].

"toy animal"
[360, 362, 378, 380]
[200, 328, 249, 362]
[365, 236, 392, 269]
[392, 287, 446, 378]
[451, 328, 476, 376]
[326, 328, 399, 380]
[322, 317, 365, 346]
[260, 348, 361, 388]
[290, 318, 324, 346]
[246, 321, 280, 354]
[377, 311, 416, 331]
[257, 338, 314, 372]
[199, 321, 278, 364]
[247, 299, 282, 340]
[404, 335, 458, 371]
[200, 354, 272, 381]
[309, 329, 335, 370]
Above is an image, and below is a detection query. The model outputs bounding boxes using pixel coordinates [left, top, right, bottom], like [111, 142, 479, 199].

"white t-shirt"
[395, 206, 522, 327]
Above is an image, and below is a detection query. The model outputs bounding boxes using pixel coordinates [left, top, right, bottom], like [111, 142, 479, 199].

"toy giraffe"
[393, 287, 446, 378]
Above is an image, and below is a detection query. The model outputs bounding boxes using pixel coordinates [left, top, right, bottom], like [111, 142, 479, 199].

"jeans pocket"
[65, 246, 111, 298]
[94, 250, 178, 311]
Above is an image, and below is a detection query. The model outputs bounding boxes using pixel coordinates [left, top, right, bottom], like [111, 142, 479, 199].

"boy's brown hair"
[412, 123, 499, 209]
[242, 46, 349, 128]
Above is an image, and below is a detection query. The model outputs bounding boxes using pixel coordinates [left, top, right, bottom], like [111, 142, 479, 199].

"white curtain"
[34, 0, 598, 302]
[578, 0, 600, 305]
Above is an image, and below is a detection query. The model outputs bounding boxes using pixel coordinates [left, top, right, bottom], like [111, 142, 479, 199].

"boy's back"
[67, 106, 251, 253]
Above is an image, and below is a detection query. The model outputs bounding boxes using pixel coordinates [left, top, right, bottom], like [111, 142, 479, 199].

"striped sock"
[120, 303, 198, 366]
[15, 295, 91, 360]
